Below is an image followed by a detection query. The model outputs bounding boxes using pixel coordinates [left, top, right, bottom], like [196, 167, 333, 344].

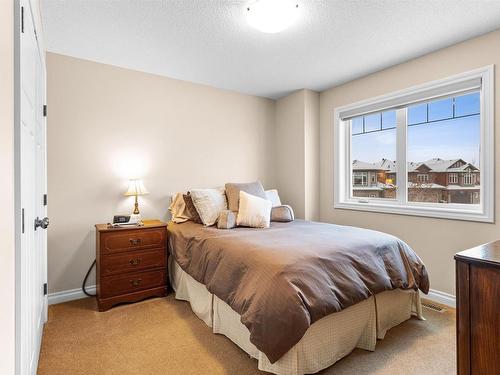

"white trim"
[48, 285, 96, 305]
[395, 108, 407, 205]
[421, 289, 456, 308]
[334, 65, 495, 223]
[49, 284, 457, 311]
[338, 71, 482, 120]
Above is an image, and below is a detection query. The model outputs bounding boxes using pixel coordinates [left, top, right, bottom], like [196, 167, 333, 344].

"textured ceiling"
[41, 0, 500, 99]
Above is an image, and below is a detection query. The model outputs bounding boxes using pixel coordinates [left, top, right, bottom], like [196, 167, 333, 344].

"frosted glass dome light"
[246, 0, 299, 34]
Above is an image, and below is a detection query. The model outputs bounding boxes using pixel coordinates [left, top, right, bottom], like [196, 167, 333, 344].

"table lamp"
[124, 179, 149, 217]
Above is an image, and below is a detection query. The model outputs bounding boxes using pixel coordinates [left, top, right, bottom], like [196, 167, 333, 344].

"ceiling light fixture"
[246, 0, 299, 34]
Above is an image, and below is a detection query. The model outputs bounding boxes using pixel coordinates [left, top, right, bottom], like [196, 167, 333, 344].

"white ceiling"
[41, 0, 500, 99]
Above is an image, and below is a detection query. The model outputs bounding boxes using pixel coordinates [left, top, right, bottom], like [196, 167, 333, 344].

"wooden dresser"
[95, 220, 168, 311]
[455, 241, 500, 375]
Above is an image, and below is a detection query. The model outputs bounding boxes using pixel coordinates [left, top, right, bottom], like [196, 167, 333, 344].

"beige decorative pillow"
[225, 181, 266, 212]
[265, 189, 282, 207]
[217, 210, 237, 229]
[168, 193, 190, 223]
[271, 205, 295, 222]
[189, 188, 227, 226]
[236, 191, 272, 228]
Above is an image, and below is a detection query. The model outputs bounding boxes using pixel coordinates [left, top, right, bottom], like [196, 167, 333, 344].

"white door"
[17, 1, 48, 374]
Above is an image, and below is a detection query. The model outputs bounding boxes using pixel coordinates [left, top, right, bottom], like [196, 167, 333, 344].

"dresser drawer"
[100, 248, 165, 276]
[100, 269, 166, 299]
[100, 228, 166, 254]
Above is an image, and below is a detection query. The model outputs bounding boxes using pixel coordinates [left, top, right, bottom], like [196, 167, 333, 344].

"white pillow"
[237, 191, 272, 228]
[190, 188, 227, 226]
[265, 189, 282, 207]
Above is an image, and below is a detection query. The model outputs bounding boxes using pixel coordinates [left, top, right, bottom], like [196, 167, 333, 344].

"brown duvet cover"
[167, 220, 429, 363]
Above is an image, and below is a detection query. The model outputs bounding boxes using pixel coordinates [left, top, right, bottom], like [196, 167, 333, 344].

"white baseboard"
[49, 284, 456, 309]
[421, 288, 456, 308]
[48, 285, 96, 305]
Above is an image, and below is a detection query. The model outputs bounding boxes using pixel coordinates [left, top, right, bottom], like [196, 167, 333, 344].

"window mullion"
[346, 119, 352, 200]
[396, 108, 407, 205]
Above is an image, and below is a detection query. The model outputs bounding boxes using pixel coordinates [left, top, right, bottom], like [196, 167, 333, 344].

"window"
[463, 173, 474, 185]
[417, 174, 429, 183]
[334, 67, 494, 222]
[353, 172, 367, 186]
[351, 110, 397, 199]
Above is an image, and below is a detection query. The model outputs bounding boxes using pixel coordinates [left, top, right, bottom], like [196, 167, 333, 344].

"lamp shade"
[124, 179, 149, 196]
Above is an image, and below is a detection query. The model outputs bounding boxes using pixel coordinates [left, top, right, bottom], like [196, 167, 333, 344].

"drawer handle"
[129, 238, 142, 246]
[129, 258, 141, 266]
[130, 279, 142, 287]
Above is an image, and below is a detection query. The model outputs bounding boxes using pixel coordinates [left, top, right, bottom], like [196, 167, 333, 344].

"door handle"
[34, 217, 49, 230]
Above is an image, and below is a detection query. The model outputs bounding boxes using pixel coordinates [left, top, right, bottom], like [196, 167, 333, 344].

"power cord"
[82, 259, 97, 297]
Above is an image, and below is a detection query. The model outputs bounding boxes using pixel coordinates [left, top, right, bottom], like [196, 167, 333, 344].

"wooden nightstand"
[95, 220, 168, 311]
[455, 242, 500, 375]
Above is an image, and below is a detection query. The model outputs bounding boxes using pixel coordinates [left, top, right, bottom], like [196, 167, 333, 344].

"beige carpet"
[38, 295, 455, 374]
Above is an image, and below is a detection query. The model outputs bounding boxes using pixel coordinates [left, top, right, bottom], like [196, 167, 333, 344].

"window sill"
[334, 200, 493, 223]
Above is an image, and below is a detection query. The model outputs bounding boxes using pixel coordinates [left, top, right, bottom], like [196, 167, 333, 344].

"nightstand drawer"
[100, 269, 166, 299]
[100, 228, 166, 254]
[100, 248, 165, 276]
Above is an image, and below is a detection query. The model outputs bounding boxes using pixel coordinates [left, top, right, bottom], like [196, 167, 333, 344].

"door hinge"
[21, 6, 24, 33]
[43, 283, 48, 296]
[22, 208, 25, 234]
[43, 105, 47, 117]
[43, 194, 47, 206]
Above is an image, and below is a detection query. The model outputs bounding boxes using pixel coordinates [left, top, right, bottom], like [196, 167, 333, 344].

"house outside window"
[334, 67, 494, 222]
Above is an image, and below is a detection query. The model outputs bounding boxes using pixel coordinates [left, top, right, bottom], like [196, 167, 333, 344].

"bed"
[167, 219, 429, 375]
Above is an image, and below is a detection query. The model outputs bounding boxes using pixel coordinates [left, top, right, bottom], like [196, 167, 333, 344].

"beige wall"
[304, 90, 320, 221]
[275, 89, 320, 220]
[320, 29, 500, 295]
[0, 1, 16, 373]
[276, 90, 306, 218]
[47, 53, 276, 293]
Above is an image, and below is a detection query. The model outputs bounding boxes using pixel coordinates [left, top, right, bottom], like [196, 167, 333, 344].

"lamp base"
[129, 214, 142, 225]
[133, 196, 140, 214]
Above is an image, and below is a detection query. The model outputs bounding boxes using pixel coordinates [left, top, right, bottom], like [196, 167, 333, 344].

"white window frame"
[449, 173, 458, 184]
[334, 66, 494, 223]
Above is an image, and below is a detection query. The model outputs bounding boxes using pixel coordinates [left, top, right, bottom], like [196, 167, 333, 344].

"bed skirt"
[169, 257, 423, 375]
